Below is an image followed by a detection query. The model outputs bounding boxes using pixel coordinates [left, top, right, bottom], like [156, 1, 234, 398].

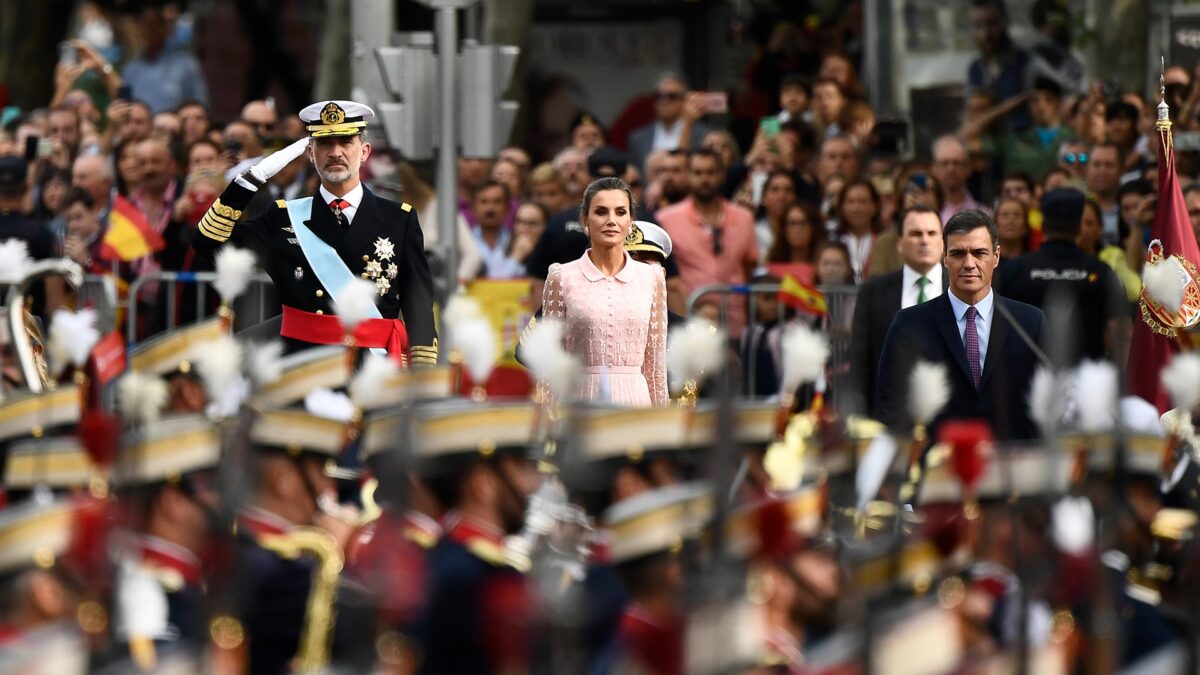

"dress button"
[316, 310, 324, 315]
[363, 255, 370, 261]
[316, 290, 324, 297]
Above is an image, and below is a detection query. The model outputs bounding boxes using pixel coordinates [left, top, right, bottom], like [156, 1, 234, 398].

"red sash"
[280, 305, 409, 365]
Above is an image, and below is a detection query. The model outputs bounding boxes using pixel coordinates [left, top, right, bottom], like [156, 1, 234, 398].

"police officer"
[191, 100, 438, 366]
[998, 188, 1129, 366]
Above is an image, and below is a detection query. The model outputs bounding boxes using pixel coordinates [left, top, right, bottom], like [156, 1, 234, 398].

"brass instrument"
[256, 527, 345, 673]
[7, 259, 86, 392]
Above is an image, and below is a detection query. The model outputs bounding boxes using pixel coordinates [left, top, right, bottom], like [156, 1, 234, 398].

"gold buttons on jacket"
[316, 290, 324, 297]
[316, 310, 324, 315]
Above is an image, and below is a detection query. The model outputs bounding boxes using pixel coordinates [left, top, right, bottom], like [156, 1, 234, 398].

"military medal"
[387, 263, 398, 280]
[294, 267, 304, 280]
[374, 237, 395, 261]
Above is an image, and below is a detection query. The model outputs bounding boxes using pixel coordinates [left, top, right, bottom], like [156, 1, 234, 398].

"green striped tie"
[917, 276, 930, 304]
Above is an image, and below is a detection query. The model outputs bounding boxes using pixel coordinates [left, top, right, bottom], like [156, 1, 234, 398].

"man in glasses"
[1086, 142, 1122, 243]
[628, 73, 711, 174]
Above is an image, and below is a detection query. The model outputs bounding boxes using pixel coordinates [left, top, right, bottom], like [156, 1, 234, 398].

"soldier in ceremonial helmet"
[190, 100, 438, 367]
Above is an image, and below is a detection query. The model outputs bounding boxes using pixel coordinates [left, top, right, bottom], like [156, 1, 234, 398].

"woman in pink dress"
[541, 177, 668, 406]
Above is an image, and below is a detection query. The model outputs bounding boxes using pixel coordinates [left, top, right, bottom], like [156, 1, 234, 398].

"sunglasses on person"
[1063, 152, 1088, 166]
[656, 91, 685, 102]
[711, 227, 724, 255]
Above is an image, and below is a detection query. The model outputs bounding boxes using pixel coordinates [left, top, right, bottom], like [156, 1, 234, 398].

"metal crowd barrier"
[125, 271, 276, 346]
[685, 282, 858, 399]
[78, 274, 120, 335]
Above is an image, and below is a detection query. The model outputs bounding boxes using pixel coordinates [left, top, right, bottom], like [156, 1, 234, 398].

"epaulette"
[276, 199, 288, 208]
[466, 537, 508, 566]
[401, 202, 412, 212]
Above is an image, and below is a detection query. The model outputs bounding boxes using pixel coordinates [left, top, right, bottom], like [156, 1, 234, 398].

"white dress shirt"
[947, 289, 994, 376]
[900, 264, 944, 309]
[319, 183, 364, 225]
[651, 120, 685, 152]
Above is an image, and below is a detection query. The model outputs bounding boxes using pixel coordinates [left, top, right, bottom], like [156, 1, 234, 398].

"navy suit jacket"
[875, 292, 1047, 441]
[627, 121, 710, 173]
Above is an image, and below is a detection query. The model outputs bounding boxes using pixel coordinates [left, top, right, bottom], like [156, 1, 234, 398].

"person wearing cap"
[624, 220, 685, 329]
[190, 100, 438, 367]
[416, 403, 540, 674]
[570, 112, 606, 153]
[232, 409, 360, 674]
[0, 156, 57, 264]
[0, 500, 86, 643]
[110, 416, 221, 667]
[997, 188, 1127, 366]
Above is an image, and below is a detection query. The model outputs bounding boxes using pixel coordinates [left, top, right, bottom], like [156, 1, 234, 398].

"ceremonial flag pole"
[1127, 59, 1200, 412]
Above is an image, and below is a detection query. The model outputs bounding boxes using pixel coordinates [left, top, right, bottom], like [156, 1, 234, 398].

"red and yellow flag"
[778, 273, 827, 316]
[99, 195, 164, 262]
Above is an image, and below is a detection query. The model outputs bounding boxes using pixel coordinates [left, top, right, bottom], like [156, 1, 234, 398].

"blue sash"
[284, 197, 385, 354]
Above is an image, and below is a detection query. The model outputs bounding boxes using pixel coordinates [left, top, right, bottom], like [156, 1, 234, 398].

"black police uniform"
[190, 179, 438, 364]
[998, 240, 1128, 364]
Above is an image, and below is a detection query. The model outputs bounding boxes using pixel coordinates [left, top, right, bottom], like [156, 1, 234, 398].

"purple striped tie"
[965, 305, 981, 389]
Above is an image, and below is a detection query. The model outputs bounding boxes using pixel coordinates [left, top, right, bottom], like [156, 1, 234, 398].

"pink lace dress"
[542, 251, 668, 406]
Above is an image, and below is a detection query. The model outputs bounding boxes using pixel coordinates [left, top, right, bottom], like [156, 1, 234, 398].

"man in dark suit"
[627, 73, 710, 174]
[877, 209, 1047, 440]
[190, 100, 438, 366]
[848, 205, 946, 416]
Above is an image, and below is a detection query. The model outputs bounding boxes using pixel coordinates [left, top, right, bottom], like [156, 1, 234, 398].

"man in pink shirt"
[656, 148, 758, 334]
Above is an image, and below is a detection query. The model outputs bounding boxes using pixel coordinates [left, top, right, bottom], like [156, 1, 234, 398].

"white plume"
[666, 318, 726, 394]
[1161, 352, 1200, 413]
[519, 317, 581, 399]
[856, 433, 898, 510]
[47, 308, 100, 375]
[442, 294, 484, 332]
[335, 278, 379, 331]
[349, 351, 399, 410]
[907, 361, 950, 425]
[305, 387, 355, 423]
[1143, 256, 1186, 314]
[451, 317, 499, 384]
[779, 323, 830, 396]
[116, 371, 168, 427]
[193, 335, 245, 406]
[1051, 496, 1094, 555]
[213, 246, 258, 304]
[1028, 367, 1059, 434]
[1075, 360, 1118, 433]
[244, 340, 284, 388]
[0, 239, 33, 284]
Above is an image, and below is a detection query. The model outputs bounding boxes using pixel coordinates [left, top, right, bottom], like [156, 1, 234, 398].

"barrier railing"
[124, 271, 276, 346]
[685, 283, 858, 399]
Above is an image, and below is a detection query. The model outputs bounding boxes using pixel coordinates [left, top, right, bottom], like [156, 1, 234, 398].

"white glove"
[248, 137, 310, 184]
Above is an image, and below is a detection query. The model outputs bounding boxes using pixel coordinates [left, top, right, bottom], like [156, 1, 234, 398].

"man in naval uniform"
[191, 100, 438, 366]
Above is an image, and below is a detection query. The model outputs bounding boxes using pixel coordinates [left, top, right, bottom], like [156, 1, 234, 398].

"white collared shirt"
[900, 264, 944, 309]
[651, 119, 684, 152]
[947, 289, 994, 375]
[319, 183, 364, 225]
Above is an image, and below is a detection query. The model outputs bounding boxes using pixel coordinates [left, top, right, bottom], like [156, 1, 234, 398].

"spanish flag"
[778, 274, 827, 316]
[99, 195, 165, 262]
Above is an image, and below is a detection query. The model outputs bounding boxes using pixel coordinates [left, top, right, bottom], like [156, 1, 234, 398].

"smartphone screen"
[760, 117, 781, 137]
[23, 136, 39, 163]
[58, 42, 77, 67]
[704, 92, 728, 114]
[116, 84, 133, 100]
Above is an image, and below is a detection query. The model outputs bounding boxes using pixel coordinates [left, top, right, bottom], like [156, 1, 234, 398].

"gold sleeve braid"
[197, 199, 244, 243]
[409, 338, 438, 366]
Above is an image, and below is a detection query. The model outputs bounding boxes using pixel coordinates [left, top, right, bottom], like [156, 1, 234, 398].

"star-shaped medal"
[374, 237, 395, 261]
[375, 276, 391, 296]
[365, 260, 383, 277]
[386, 262, 399, 280]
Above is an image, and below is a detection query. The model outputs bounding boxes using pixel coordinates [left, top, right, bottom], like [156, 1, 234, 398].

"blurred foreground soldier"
[998, 188, 1128, 366]
[0, 500, 84, 642]
[111, 415, 221, 669]
[191, 100, 438, 366]
[235, 409, 359, 674]
[417, 402, 540, 674]
[602, 482, 713, 675]
[126, 319, 224, 414]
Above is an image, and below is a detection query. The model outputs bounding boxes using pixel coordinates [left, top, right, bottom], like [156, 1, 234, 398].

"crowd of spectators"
[0, 0, 1191, 401]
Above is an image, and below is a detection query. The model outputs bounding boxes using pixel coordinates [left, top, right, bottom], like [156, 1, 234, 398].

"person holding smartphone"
[627, 73, 712, 173]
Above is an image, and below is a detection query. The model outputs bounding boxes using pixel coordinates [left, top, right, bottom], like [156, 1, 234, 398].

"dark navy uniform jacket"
[190, 179, 438, 365]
